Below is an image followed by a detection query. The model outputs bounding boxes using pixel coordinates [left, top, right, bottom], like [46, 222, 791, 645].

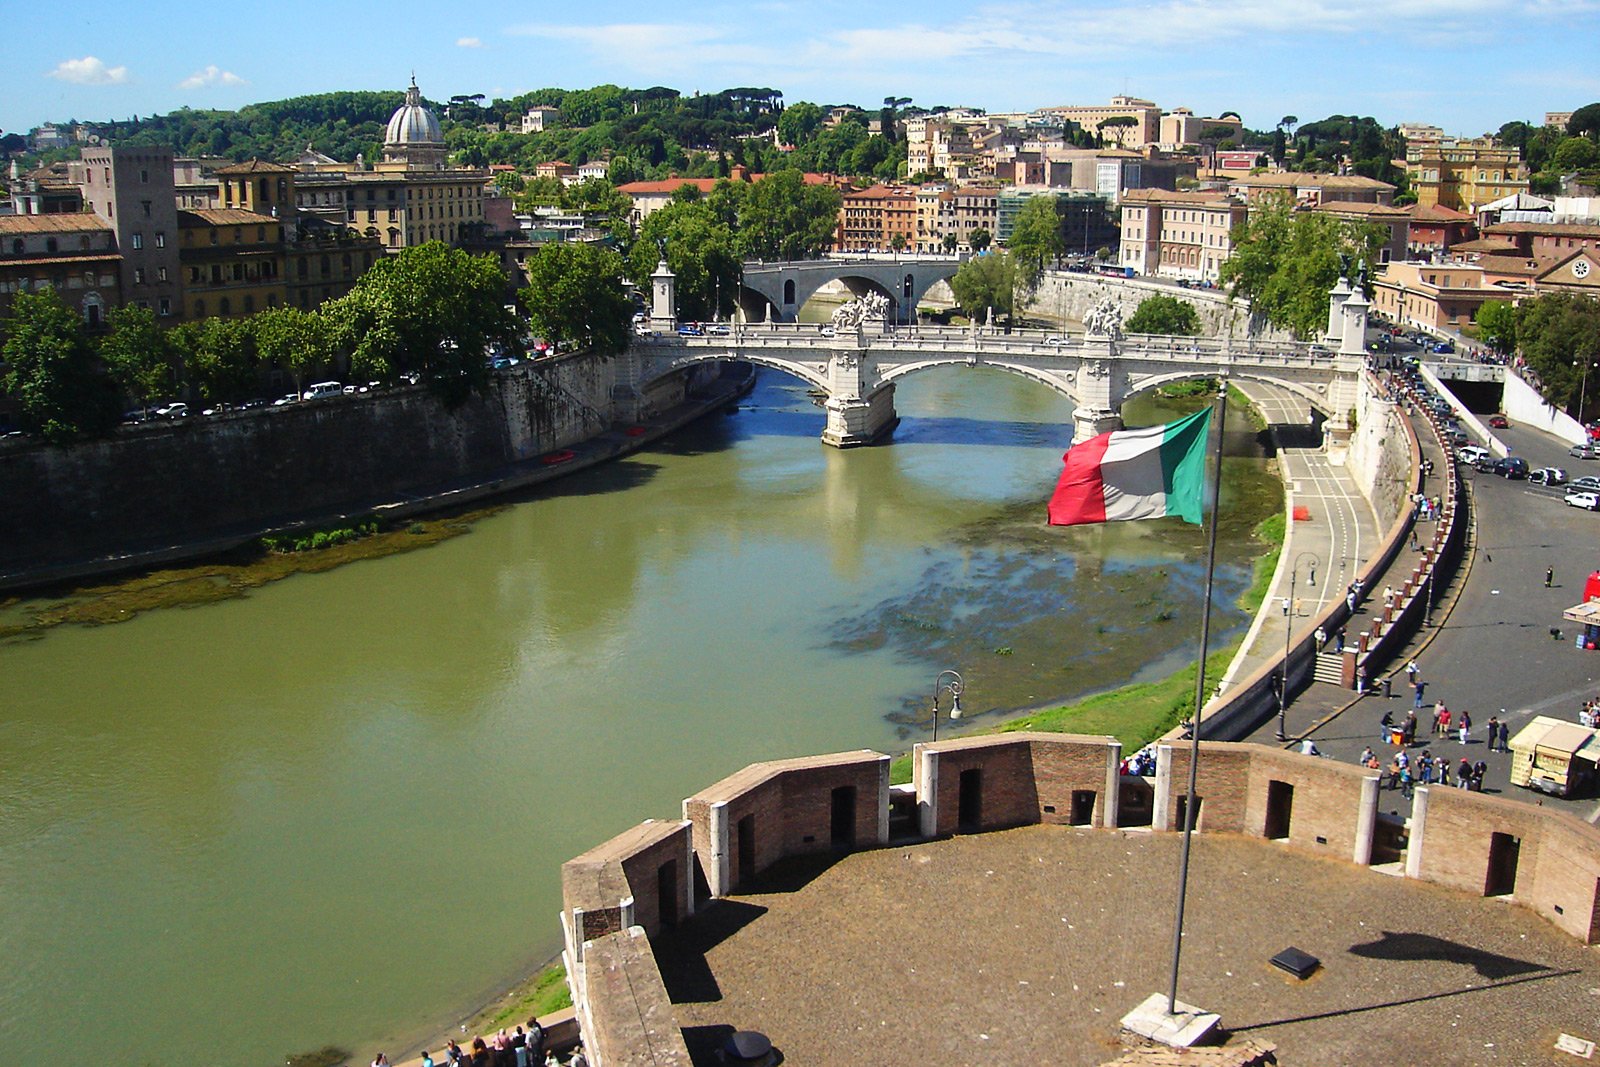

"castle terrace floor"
[652, 826, 1600, 1066]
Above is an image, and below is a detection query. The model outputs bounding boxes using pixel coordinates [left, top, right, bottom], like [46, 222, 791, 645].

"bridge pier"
[1073, 407, 1124, 444]
[822, 383, 898, 447]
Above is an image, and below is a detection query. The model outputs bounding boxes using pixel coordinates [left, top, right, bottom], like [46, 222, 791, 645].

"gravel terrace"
[653, 826, 1600, 1066]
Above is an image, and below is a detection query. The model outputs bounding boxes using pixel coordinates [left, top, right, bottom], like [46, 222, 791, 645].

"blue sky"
[7, 0, 1597, 140]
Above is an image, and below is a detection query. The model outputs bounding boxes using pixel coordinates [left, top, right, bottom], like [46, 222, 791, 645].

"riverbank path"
[1216, 380, 1381, 695]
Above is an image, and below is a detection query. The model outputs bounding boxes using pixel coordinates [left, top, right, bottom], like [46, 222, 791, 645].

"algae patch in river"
[0, 508, 498, 641]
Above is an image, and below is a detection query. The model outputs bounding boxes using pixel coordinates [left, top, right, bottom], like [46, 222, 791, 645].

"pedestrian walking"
[1486, 715, 1499, 750]
[1499, 718, 1512, 753]
[1546, 566, 1554, 589]
[1473, 760, 1488, 791]
[1414, 679, 1427, 710]
[1406, 660, 1419, 685]
[1403, 710, 1418, 745]
[1335, 628, 1346, 653]
[1347, 591, 1358, 613]
[1440, 705, 1452, 734]
[1458, 757, 1473, 787]
[1315, 625, 1327, 651]
[1459, 709, 1472, 745]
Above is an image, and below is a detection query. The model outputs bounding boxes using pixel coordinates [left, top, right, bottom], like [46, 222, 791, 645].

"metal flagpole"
[1166, 378, 1229, 1016]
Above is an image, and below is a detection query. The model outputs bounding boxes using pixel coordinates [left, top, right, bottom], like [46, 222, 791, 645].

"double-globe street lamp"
[930, 669, 964, 742]
[1277, 551, 1320, 742]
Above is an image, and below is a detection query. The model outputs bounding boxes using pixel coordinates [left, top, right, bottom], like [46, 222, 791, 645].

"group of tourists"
[1362, 746, 1490, 797]
[1579, 700, 1600, 729]
[381, 1019, 587, 1067]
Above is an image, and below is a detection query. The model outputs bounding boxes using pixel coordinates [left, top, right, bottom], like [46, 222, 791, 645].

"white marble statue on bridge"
[830, 291, 890, 333]
[1084, 296, 1124, 341]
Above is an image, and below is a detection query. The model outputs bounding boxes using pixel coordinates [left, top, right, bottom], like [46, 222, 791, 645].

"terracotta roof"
[0, 213, 114, 235]
[618, 172, 832, 197]
[1311, 201, 1412, 218]
[1232, 171, 1395, 190]
[1407, 203, 1473, 221]
[214, 158, 296, 175]
[1120, 189, 1236, 206]
[178, 208, 280, 226]
[1486, 221, 1600, 238]
[1472, 254, 1544, 276]
[1450, 238, 1520, 254]
[0, 253, 120, 266]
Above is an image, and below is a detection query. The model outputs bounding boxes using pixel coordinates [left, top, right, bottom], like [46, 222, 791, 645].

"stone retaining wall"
[1034, 272, 1293, 341]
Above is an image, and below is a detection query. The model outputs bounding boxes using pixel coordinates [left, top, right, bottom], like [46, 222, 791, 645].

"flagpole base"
[1120, 993, 1222, 1048]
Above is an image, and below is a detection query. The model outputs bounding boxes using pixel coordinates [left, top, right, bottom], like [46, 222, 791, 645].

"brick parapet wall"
[566, 737, 1600, 1065]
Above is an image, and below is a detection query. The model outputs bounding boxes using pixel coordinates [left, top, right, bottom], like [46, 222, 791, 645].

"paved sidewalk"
[1218, 380, 1381, 696]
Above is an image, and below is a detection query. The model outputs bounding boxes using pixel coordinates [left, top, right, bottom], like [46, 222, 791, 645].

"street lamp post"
[1576, 359, 1599, 429]
[930, 669, 964, 742]
[1278, 552, 1320, 742]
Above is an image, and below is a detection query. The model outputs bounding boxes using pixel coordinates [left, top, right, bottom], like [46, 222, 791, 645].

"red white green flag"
[1047, 407, 1213, 527]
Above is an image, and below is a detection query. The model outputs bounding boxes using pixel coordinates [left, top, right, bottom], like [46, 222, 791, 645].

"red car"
[1488, 415, 1510, 428]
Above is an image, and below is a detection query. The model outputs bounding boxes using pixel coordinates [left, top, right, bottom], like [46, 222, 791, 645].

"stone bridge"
[622, 323, 1364, 448]
[737, 254, 964, 324]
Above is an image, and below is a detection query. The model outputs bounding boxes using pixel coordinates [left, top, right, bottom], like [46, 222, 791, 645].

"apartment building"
[1036, 96, 1162, 149]
[1229, 171, 1396, 206]
[1371, 261, 1497, 331]
[1406, 139, 1529, 212]
[835, 184, 916, 251]
[0, 214, 121, 323]
[1118, 189, 1246, 282]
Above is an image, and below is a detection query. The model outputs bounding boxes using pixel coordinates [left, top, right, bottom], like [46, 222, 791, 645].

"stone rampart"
[562, 734, 1600, 1064]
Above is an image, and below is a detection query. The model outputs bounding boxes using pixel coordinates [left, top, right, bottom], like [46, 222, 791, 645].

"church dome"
[385, 78, 443, 147]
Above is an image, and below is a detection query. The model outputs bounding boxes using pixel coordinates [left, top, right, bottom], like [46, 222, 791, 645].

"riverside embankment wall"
[0, 352, 661, 580]
[1034, 272, 1294, 341]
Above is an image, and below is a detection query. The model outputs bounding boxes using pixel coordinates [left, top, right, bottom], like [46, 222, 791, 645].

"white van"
[1458, 445, 1489, 466]
[303, 381, 343, 401]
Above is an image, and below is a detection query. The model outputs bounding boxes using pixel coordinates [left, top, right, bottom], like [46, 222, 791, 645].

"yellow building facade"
[1405, 140, 1529, 212]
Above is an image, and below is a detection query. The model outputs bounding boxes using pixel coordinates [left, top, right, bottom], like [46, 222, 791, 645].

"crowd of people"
[366, 1020, 590, 1067]
[1361, 745, 1491, 797]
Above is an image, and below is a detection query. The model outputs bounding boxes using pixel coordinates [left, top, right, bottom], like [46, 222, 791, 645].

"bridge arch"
[1124, 370, 1334, 418]
[877, 357, 1081, 404]
[638, 350, 831, 395]
[739, 258, 963, 323]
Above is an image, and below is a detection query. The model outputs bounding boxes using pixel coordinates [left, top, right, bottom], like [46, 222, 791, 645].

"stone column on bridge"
[649, 257, 677, 332]
[1339, 286, 1371, 358]
[1326, 272, 1352, 345]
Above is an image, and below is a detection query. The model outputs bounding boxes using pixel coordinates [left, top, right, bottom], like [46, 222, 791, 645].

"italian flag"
[1048, 407, 1212, 527]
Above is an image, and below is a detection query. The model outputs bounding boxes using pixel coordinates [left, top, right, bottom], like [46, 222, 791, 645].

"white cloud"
[457, 36, 483, 48]
[47, 56, 128, 85]
[178, 65, 246, 90]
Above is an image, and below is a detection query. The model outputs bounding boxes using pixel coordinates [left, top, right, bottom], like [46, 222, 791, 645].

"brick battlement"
[560, 736, 1600, 1065]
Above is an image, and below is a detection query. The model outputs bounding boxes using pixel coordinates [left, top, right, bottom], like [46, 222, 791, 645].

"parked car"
[1566, 490, 1600, 510]
[1570, 476, 1600, 494]
[706, 324, 731, 336]
[1488, 414, 1510, 428]
[273, 393, 302, 406]
[1458, 445, 1490, 466]
[1530, 467, 1568, 486]
[1044, 335, 1070, 346]
[303, 381, 343, 401]
[153, 402, 189, 419]
[676, 324, 705, 337]
[1491, 456, 1529, 479]
[1431, 341, 1455, 354]
[1570, 443, 1600, 459]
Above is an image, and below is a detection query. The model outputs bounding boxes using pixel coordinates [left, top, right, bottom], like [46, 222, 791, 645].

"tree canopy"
[1, 289, 122, 441]
[1006, 196, 1063, 276]
[1126, 294, 1201, 336]
[323, 242, 519, 405]
[949, 251, 1028, 325]
[1219, 193, 1387, 341]
[521, 243, 633, 353]
[1514, 291, 1600, 416]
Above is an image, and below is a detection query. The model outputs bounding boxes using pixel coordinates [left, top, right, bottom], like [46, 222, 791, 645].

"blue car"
[677, 324, 704, 336]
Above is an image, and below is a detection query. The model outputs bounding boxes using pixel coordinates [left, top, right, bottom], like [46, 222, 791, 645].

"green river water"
[0, 367, 1276, 1065]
